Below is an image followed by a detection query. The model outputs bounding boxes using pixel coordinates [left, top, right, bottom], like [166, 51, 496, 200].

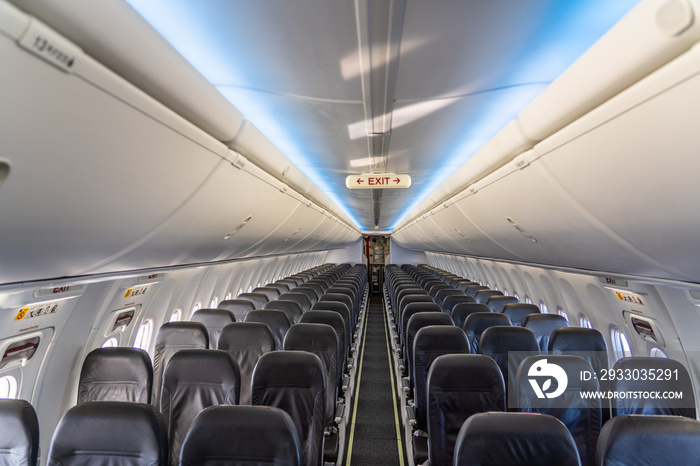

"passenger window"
[224, 292, 232, 301]
[192, 303, 201, 313]
[210, 297, 219, 308]
[0, 375, 18, 399]
[579, 315, 593, 329]
[524, 295, 532, 304]
[169, 309, 182, 322]
[539, 300, 549, 314]
[133, 320, 153, 352]
[650, 347, 668, 358]
[513, 292, 520, 301]
[102, 337, 118, 348]
[611, 327, 632, 360]
[556, 306, 569, 322]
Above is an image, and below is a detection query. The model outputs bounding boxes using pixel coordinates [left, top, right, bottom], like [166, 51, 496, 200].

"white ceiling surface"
[123, 0, 639, 231]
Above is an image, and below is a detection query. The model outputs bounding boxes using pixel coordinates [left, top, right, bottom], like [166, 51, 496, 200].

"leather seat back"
[522, 313, 570, 353]
[189, 308, 235, 348]
[218, 322, 275, 405]
[413, 326, 470, 431]
[160, 349, 240, 466]
[283, 323, 339, 427]
[427, 355, 504, 466]
[502, 303, 541, 326]
[0, 399, 39, 466]
[251, 351, 326, 466]
[450, 303, 490, 328]
[78, 347, 152, 404]
[486, 295, 519, 313]
[478, 326, 539, 398]
[515, 355, 601, 466]
[218, 299, 255, 321]
[47, 402, 167, 466]
[180, 405, 302, 466]
[245, 309, 292, 350]
[612, 357, 696, 418]
[463, 312, 511, 354]
[453, 412, 581, 466]
[596, 415, 700, 466]
[152, 322, 208, 407]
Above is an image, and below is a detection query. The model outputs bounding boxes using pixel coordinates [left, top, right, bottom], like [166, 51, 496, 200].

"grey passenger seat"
[78, 347, 153, 404]
[0, 399, 39, 466]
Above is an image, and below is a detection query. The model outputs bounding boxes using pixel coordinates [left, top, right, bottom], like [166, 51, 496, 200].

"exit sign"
[346, 173, 411, 189]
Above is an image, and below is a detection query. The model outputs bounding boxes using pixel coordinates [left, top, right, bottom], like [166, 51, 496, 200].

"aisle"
[346, 296, 405, 465]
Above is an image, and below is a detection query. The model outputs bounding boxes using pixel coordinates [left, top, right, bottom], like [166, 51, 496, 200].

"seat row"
[20, 263, 369, 466]
[384, 263, 698, 466]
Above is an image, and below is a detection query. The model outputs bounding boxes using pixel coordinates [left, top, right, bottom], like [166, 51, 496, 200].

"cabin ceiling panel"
[0, 38, 222, 284]
[124, 0, 639, 232]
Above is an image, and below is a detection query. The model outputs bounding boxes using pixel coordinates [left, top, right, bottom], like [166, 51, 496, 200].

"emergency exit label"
[346, 173, 411, 189]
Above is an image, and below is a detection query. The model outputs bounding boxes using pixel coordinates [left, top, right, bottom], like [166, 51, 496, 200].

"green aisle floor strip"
[382, 299, 406, 466]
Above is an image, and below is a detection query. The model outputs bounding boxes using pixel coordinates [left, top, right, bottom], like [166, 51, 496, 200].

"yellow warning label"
[124, 288, 133, 298]
[616, 291, 624, 301]
[14, 308, 29, 321]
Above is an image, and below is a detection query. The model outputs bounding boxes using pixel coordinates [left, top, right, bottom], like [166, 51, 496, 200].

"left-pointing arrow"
[357, 178, 364, 184]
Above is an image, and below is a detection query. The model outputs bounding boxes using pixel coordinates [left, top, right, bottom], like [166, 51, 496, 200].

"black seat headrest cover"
[78, 347, 153, 404]
[486, 295, 519, 313]
[613, 357, 696, 418]
[218, 322, 275, 405]
[450, 303, 490, 328]
[300, 310, 348, 382]
[522, 313, 570, 353]
[252, 286, 281, 301]
[180, 405, 302, 466]
[427, 355, 504, 466]
[478, 326, 539, 397]
[502, 303, 541, 326]
[596, 414, 700, 466]
[251, 351, 326, 466]
[245, 310, 292, 350]
[454, 412, 581, 466]
[152, 322, 208, 408]
[442, 295, 476, 314]
[474, 289, 503, 304]
[190, 308, 235, 349]
[283, 323, 339, 428]
[515, 355, 601, 465]
[47, 402, 167, 466]
[160, 349, 240, 466]
[218, 299, 255, 321]
[0, 399, 39, 466]
[413, 326, 470, 430]
[237, 292, 270, 309]
[463, 312, 512, 354]
[264, 300, 304, 324]
[405, 312, 454, 377]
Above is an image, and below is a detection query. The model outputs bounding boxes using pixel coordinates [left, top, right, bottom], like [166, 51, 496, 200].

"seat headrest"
[311, 301, 350, 314]
[414, 326, 470, 354]
[596, 415, 700, 466]
[162, 349, 240, 398]
[549, 327, 607, 353]
[463, 312, 511, 335]
[236, 292, 269, 309]
[454, 412, 580, 466]
[155, 322, 209, 349]
[252, 286, 281, 301]
[218, 299, 255, 321]
[428, 354, 504, 393]
[450, 303, 491, 327]
[190, 308, 236, 348]
[218, 322, 275, 352]
[442, 295, 476, 313]
[78, 347, 152, 404]
[319, 293, 353, 310]
[613, 357, 696, 418]
[502, 303, 541, 326]
[407, 312, 454, 329]
[284, 323, 338, 353]
[263, 300, 303, 324]
[404, 302, 441, 314]
[474, 290, 504, 304]
[245, 310, 292, 350]
[0, 399, 39, 466]
[522, 313, 569, 333]
[478, 326, 539, 354]
[47, 402, 167, 465]
[252, 351, 325, 389]
[486, 295, 519, 313]
[300, 310, 345, 331]
[180, 405, 301, 466]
